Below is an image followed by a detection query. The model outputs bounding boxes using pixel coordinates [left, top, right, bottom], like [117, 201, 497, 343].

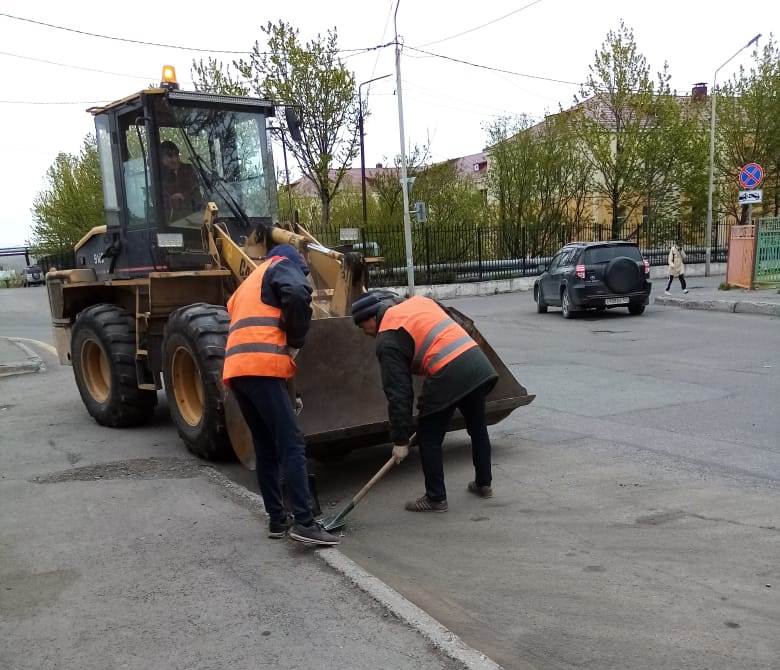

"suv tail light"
[575, 264, 586, 279]
[642, 259, 650, 275]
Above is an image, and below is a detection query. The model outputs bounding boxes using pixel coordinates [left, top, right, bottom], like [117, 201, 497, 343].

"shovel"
[321, 434, 416, 532]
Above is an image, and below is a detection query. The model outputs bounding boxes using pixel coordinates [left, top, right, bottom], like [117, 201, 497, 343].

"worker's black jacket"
[375, 309, 498, 444]
[259, 244, 313, 349]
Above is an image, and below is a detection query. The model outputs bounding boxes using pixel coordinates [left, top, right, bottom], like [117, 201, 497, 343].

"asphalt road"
[0, 287, 458, 670]
[2, 283, 779, 669]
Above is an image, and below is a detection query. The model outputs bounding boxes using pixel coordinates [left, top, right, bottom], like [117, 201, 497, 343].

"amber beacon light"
[160, 65, 179, 89]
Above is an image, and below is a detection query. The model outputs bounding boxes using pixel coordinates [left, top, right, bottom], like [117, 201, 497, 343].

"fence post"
[477, 228, 483, 281]
[521, 225, 527, 276]
[360, 227, 370, 289]
[425, 226, 431, 285]
[714, 217, 719, 262]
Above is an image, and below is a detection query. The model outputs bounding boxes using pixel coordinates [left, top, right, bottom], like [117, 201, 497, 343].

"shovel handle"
[350, 431, 417, 506]
[352, 456, 396, 506]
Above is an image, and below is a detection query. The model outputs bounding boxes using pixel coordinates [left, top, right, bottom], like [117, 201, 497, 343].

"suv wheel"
[561, 288, 574, 319]
[535, 284, 548, 313]
[628, 303, 645, 316]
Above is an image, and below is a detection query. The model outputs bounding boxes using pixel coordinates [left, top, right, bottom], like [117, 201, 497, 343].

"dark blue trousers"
[231, 376, 313, 526]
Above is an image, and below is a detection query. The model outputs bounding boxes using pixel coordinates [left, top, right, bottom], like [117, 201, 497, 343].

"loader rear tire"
[71, 304, 157, 427]
[162, 303, 233, 461]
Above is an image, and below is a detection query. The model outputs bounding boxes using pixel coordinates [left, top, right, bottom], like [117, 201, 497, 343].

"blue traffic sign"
[739, 163, 764, 190]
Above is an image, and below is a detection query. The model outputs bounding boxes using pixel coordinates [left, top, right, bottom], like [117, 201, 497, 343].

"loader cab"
[88, 84, 277, 278]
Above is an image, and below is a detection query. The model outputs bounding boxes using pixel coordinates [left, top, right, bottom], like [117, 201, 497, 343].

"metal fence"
[310, 219, 734, 287]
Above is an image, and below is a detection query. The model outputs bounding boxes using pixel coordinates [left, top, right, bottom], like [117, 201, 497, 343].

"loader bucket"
[227, 308, 534, 468]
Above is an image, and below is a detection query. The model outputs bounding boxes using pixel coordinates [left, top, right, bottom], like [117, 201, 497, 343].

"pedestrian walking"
[351, 291, 499, 513]
[665, 241, 688, 295]
[222, 243, 339, 546]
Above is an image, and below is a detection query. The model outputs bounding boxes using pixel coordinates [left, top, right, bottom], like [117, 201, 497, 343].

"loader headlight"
[156, 233, 184, 249]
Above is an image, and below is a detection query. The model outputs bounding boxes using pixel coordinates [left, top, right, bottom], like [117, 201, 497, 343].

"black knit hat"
[351, 290, 401, 325]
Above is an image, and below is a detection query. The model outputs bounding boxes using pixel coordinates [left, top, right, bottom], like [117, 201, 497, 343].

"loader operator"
[351, 291, 498, 513]
[223, 243, 340, 547]
[159, 140, 202, 223]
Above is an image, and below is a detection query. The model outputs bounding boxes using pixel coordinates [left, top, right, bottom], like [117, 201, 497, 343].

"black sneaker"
[288, 521, 340, 546]
[268, 515, 293, 539]
[467, 481, 493, 498]
[404, 495, 448, 512]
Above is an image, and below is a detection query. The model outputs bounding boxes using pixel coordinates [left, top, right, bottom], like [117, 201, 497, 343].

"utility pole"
[394, 0, 415, 296]
[358, 74, 393, 228]
[705, 33, 760, 276]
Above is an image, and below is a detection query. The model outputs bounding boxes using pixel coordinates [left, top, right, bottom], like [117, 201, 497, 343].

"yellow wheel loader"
[46, 69, 533, 466]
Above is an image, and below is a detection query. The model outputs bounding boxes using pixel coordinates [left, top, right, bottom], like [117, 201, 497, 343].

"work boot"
[467, 481, 493, 498]
[404, 495, 448, 512]
[288, 521, 340, 546]
[268, 515, 293, 539]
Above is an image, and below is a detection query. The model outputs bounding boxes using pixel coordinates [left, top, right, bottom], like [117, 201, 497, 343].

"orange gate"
[725, 225, 755, 289]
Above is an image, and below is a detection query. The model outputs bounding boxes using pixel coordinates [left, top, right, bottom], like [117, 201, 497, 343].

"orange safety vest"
[222, 256, 295, 383]
[378, 295, 477, 377]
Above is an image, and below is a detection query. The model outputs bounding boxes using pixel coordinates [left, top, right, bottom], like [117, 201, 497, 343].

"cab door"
[115, 106, 161, 274]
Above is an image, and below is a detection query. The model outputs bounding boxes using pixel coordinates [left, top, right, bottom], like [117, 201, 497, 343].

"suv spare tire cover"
[605, 256, 641, 294]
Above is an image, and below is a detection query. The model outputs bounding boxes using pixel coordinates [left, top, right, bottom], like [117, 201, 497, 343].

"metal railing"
[309, 219, 733, 287]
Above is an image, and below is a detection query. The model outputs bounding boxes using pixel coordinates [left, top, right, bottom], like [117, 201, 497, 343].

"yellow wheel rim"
[81, 339, 111, 403]
[172, 346, 204, 427]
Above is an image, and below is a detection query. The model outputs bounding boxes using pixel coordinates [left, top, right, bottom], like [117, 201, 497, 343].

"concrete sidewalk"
[653, 275, 780, 317]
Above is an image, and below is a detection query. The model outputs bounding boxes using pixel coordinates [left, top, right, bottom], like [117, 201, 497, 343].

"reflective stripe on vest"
[222, 257, 296, 382]
[378, 295, 477, 376]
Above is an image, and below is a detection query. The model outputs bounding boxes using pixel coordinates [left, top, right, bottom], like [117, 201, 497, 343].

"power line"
[0, 50, 155, 80]
[0, 11, 251, 54]
[404, 45, 582, 86]
[414, 0, 545, 48]
[402, 79, 518, 116]
[0, 11, 380, 55]
[367, 0, 397, 103]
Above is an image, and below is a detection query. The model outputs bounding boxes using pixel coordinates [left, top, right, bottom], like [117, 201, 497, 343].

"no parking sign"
[739, 163, 764, 190]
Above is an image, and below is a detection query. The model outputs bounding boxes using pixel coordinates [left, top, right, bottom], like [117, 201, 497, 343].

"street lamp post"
[394, 0, 415, 296]
[705, 33, 760, 276]
[358, 74, 393, 228]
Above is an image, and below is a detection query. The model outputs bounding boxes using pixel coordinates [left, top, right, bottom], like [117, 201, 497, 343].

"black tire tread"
[72, 304, 157, 427]
[163, 303, 233, 460]
[535, 284, 548, 313]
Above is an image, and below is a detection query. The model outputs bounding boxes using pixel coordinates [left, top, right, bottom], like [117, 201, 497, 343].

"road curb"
[654, 296, 780, 316]
[204, 468, 506, 670]
[0, 337, 46, 378]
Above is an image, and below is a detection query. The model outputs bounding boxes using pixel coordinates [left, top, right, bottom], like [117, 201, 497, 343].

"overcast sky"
[1, 0, 777, 246]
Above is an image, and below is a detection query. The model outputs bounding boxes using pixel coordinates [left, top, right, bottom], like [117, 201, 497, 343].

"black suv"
[534, 241, 651, 318]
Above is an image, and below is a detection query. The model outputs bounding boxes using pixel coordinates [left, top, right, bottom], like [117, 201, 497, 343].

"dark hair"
[160, 140, 180, 156]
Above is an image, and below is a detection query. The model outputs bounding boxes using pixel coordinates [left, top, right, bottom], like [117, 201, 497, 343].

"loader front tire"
[162, 304, 233, 461]
[71, 304, 157, 427]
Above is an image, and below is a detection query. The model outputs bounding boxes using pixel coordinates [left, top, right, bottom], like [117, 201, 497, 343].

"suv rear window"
[583, 245, 642, 264]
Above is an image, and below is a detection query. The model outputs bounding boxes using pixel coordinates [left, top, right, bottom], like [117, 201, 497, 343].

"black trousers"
[666, 274, 686, 290]
[417, 383, 493, 502]
[231, 376, 313, 526]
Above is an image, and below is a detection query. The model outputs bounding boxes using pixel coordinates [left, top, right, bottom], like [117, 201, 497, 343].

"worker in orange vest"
[351, 291, 498, 512]
[223, 244, 339, 546]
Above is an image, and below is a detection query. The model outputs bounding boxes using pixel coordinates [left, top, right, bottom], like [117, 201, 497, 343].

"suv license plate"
[605, 297, 629, 305]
